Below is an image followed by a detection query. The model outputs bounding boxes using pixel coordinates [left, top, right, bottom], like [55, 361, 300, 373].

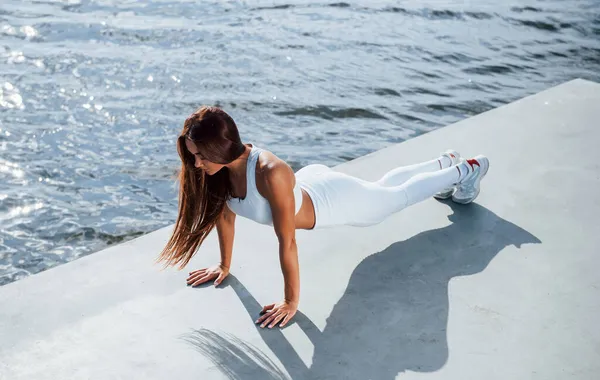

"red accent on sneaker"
[466, 158, 480, 169]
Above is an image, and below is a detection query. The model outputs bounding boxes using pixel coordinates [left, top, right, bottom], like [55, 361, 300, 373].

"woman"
[158, 106, 489, 329]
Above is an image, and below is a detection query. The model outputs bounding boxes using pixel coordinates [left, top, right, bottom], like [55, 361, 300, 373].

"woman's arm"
[186, 205, 236, 287]
[216, 203, 236, 270]
[256, 161, 300, 328]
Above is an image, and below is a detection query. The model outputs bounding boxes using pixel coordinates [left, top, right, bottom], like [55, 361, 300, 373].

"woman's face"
[184, 138, 224, 176]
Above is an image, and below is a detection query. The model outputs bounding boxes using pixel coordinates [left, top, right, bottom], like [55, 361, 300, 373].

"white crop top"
[226, 145, 303, 226]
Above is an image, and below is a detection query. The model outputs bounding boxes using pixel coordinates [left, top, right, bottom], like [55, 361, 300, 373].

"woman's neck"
[225, 144, 251, 177]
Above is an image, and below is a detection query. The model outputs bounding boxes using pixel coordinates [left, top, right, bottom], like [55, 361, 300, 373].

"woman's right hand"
[186, 264, 229, 287]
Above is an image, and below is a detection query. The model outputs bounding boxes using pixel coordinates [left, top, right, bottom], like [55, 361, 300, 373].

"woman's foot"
[434, 149, 462, 199]
[452, 155, 489, 204]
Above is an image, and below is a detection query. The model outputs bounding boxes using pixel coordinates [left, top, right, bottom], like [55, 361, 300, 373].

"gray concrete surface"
[1, 79, 600, 379]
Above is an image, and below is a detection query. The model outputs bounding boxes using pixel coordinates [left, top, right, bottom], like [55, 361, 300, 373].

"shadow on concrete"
[182, 328, 290, 380]
[182, 201, 541, 379]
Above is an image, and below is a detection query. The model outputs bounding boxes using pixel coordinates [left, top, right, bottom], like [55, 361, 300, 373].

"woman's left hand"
[256, 300, 298, 328]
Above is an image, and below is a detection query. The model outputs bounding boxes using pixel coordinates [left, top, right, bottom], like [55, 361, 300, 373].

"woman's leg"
[311, 157, 485, 228]
[354, 167, 463, 226]
[376, 150, 459, 187]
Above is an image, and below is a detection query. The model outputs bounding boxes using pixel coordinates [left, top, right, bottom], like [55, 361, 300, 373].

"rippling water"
[1, 0, 599, 286]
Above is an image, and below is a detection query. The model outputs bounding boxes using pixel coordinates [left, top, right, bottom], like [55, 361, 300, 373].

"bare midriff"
[294, 189, 316, 230]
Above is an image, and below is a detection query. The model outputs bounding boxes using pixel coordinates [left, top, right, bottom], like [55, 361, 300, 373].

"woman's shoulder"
[255, 146, 289, 172]
[254, 147, 295, 190]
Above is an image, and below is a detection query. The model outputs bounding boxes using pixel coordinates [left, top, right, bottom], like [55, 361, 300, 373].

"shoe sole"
[434, 189, 454, 199]
[452, 188, 480, 204]
[452, 156, 489, 204]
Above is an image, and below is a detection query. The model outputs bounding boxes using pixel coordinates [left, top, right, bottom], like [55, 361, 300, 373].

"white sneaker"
[452, 155, 489, 204]
[433, 149, 462, 199]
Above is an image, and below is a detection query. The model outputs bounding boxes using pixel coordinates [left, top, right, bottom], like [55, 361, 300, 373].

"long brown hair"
[158, 106, 246, 268]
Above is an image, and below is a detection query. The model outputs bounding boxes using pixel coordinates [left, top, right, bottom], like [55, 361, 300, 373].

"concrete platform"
[1, 79, 599, 379]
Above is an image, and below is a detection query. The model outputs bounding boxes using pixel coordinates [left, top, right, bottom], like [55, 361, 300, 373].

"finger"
[280, 310, 296, 328]
[186, 270, 207, 283]
[261, 310, 285, 329]
[260, 304, 276, 314]
[191, 275, 213, 287]
[187, 273, 208, 285]
[188, 269, 207, 277]
[188, 268, 207, 276]
[186, 275, 198, 284]
[261, 312, 281, 328]
[256, 308, 277, 324]
[214, 272, 226, 286]
[256, 310, 274, 324]
[268, 312, 286, 329]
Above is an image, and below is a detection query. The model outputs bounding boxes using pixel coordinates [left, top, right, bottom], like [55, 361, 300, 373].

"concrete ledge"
[1, 79, 599, 379]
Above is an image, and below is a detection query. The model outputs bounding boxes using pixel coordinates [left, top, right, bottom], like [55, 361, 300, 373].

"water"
[1, 0, 598, 286]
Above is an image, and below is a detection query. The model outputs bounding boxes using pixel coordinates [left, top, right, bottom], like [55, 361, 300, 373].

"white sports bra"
[226, 145, 303, 226]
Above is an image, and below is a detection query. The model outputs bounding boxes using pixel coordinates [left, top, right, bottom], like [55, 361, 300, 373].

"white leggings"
[296, 157, 460, 229]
